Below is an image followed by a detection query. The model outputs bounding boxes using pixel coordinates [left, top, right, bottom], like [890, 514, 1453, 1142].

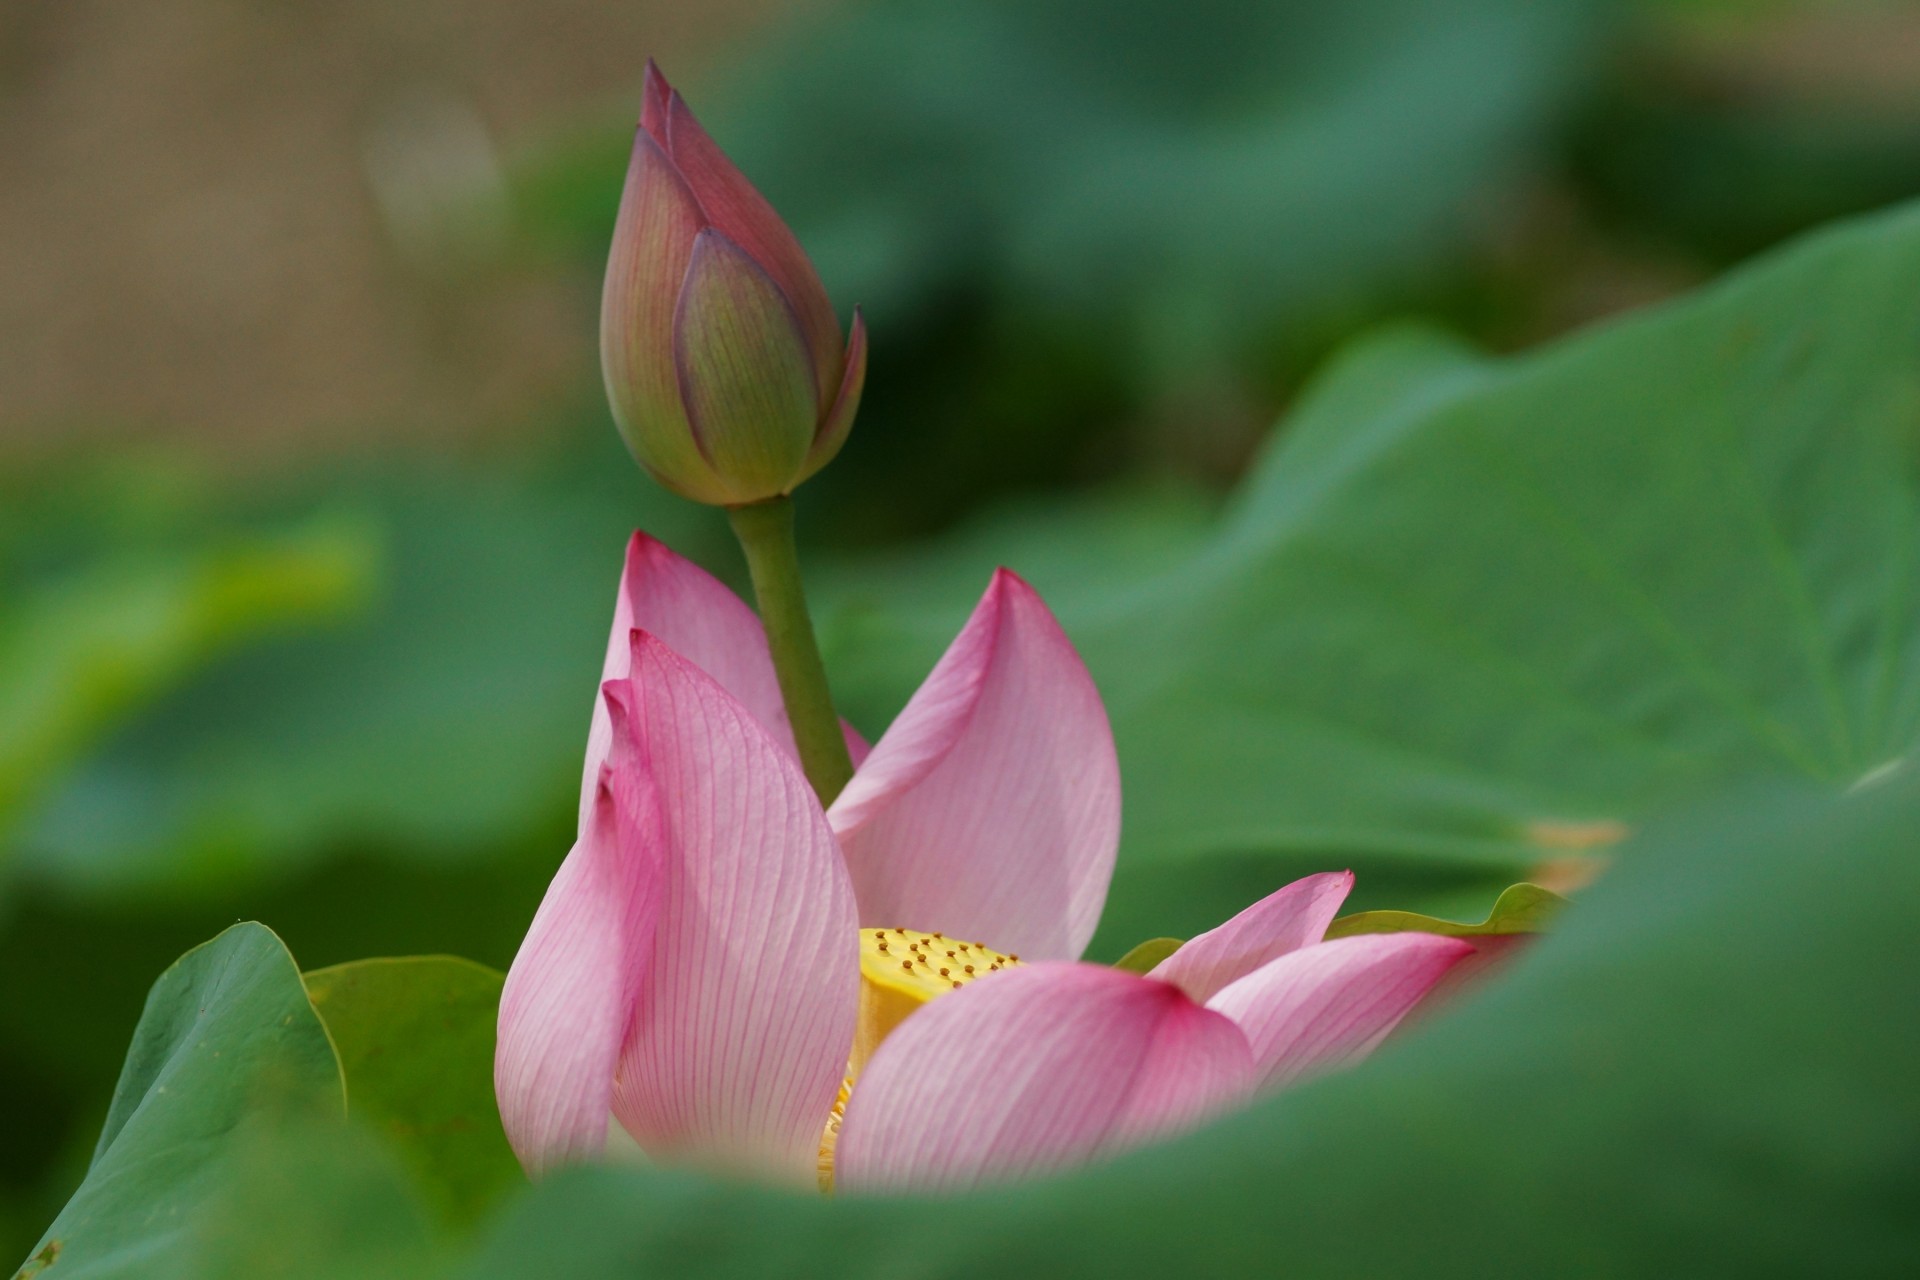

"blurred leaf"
[819, 202, 1920, 951]
[24, 924, 345, 1278]
[453, 772, 1920, 1278]
[1577, 5, 1920, 261]
[18, 461, 713, 894]
[1324, 882, 1567, 940]
[0, 514, 376, 842]
[303, 957, 521, 1227]
[709, 0, 1608, 372]
[1109, 937, 1183, 975]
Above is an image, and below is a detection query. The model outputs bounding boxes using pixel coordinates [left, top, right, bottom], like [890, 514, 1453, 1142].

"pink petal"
[578, 533, 793, 830]
[661, 88, 843, 404]
[843, 718, 872, 769]
[835, 964, 1253, 1194]
[827, 572, 1120, 961]
[1206, 933, 1476, 1091]
[1148, 871, 1354, 1002]
[600, 126, 723, 503]
[610, 632, 860, 1184]
[497, 697, 663, 1178]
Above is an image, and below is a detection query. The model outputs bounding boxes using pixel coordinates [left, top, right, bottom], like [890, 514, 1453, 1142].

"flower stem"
[726, 496, 854, 805]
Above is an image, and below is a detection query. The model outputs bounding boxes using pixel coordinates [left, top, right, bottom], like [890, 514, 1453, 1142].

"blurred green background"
[5, 0, 1920, 1266]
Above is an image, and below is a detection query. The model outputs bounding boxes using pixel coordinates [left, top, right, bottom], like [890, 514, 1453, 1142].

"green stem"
[726, 496, 854, 805]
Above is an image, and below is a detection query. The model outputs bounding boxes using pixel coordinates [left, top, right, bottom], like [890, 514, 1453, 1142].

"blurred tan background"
[0, 0, 809, 460]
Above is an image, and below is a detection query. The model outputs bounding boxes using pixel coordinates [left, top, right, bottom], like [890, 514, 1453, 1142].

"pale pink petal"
[827, 572, 1120, 960]
[579, 532, 791, 828]
[497, 695, 663, 1178]
[1148, 871, 1354, 1002]
[835, 964, 1253, 1194]
[1206, 933, 1476, 1092]
[580, 533, 869, 826]
[610, 633, 859, 1185]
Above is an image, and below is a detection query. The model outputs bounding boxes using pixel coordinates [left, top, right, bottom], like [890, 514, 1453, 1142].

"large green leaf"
[22, 924, 346, 1278]
[819, 201, 1920, 951]
[454, 771, 1920, 1278]
[179, 1115, 441, 1280]
[303, 957, 521, 1226]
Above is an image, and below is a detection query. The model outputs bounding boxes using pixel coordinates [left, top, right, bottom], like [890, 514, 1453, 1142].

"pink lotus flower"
[496, 534, 1474, 1192]
[601, 62, 867, 506]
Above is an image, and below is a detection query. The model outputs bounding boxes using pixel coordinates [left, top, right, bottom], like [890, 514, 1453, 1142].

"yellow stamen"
[817, 927, 1021, 1191]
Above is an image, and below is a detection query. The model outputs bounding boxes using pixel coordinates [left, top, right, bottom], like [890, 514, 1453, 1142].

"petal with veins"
[1149, 871, 1354, 1003]
[835, 964, 1253, 1194]
[610, 633, 859, 1185]
[582, 533, 873, 827]
[497, 695, 663, 1177]
[829, 572, 1120, 961]
[1206, 932, 1475, 1091]
[580, 534, 791, 827]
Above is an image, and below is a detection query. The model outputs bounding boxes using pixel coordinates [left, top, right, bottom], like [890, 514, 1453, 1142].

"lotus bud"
[600, 61, 867, 506]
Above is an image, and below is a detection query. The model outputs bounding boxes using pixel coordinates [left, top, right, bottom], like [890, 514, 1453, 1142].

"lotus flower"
[496, 534, 1474, 1192]
[601, 62, 866, 505]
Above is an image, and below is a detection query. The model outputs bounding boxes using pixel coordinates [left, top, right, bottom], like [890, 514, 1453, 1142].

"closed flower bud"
[601, 61, 867, 506]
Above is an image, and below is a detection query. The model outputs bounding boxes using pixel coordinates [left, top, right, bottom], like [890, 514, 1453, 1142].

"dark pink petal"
[661, 88, 843, 401]
[672, 228, 821, 500]
[835, 965, 1254, 1194]
[1206, 933, 1475, 1091]
[1149, 871, 1354, 1002]
[600, 128, 725, 502]
[797, 307, 866, 487]
[843, 718, 872, 769]
[828, 572, 1120, 960]
[497, 695, 663, 1177]
[610, 633, 859, 1184]
[639, 59, 670, 146]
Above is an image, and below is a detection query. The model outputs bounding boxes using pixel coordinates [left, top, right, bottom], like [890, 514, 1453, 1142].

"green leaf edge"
[1111, 937, 1184, 974]
[1323, 882, 1569, 941]
[301, 953, 519, 1229]
[299, 951, 507, 1132]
